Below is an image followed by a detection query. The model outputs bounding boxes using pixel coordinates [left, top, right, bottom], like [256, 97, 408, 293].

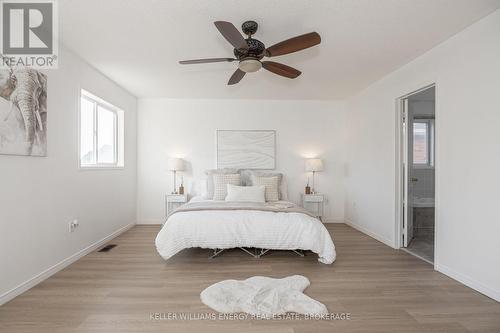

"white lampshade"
[305, 158, 324, 172]
[168, 158, 185, 171]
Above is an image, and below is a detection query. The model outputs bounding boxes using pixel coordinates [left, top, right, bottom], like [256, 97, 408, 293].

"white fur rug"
[200, 275, 328, 316]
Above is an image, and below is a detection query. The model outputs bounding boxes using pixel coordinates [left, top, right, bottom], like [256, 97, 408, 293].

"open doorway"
[397, 85, 436, 264]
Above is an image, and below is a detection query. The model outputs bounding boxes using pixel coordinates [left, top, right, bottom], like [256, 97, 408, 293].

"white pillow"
[213, 173, 241, 200]
[251, 176, 280, 202]
[225, 184, 266, 203]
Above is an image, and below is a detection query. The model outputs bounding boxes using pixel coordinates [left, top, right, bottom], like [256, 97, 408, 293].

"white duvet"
[155, 199, 336, 264]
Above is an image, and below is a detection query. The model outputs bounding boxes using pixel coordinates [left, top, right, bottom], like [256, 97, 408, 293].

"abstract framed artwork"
[216, 130, 276, 169]
[0, 68, 48, 156]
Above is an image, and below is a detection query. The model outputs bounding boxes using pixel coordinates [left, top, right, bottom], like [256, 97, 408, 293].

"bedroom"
[1, 0, 500, 332]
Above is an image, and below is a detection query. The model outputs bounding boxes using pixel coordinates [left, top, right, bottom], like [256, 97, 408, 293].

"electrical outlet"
[69, 219, 79, 232]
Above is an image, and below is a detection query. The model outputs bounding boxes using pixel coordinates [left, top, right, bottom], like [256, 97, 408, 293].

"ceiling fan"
[179, 20, 321, 85]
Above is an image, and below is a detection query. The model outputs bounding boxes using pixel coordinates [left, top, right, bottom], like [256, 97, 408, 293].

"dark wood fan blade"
[262, 61, 301, 79]
[179, 58, 236, 64]
[265, 32, 321, 57]
[228, 69, 245, 85]
[214, 21, 249, 50]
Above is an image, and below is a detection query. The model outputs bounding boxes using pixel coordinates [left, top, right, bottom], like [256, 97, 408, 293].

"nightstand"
[301, 193, 325, 221]
[165, 194, 188, 220]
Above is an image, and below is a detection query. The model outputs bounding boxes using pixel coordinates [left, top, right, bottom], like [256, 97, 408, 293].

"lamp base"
[312, 171, 317, 194]
[172, 170, 177, 195]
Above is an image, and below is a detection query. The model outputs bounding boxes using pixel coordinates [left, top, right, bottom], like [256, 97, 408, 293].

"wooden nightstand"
[301, 193, 325, 221]
[165, 194, 188, 220]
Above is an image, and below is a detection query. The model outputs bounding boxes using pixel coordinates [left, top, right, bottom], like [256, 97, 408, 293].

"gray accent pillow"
[205, 168, 239, 199]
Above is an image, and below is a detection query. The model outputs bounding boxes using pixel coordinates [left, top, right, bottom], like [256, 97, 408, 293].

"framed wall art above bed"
[216, 130, 276, 169]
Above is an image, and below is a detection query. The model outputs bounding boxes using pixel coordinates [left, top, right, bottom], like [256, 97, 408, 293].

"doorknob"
[411, 177, 418, 182]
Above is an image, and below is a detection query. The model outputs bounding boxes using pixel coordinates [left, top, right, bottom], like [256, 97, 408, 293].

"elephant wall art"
[0, 68, 47, 156]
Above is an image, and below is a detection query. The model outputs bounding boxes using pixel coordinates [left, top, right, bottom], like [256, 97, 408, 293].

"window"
[80, 90, 124, 168]
[413, 120, 434, 167]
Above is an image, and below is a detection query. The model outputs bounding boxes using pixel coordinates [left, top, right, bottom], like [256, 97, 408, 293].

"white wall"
[0, 46, 137, 304]
[345, 9, 500, 300]
[137, 99, 346, 224]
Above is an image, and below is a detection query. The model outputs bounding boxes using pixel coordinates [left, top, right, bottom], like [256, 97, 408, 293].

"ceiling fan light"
[238, 59, 262, 73]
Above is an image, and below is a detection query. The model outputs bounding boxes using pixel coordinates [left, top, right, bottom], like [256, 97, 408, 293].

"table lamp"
[305, 158, 323, 194]
[168, 158, 185, 194]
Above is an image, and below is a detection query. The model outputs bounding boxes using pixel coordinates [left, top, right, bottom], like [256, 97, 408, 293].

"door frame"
[395, 83, 438, 267]
[403, 97, 414, 247]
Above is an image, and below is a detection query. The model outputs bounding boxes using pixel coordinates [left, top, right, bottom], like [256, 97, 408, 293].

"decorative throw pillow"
[252, 176, 280, 202]
[225, 184, 266, 203]
[205, 168, 239, 199]
[248, 171, 287, 200]
[213, 173, 241, 200]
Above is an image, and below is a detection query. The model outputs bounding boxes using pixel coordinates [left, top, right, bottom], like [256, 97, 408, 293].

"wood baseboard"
[322, 219, 345, 224]
[436, 263, 500, 302]
[136, 219, 163, 225]
[344, 219, 395, 248]
[0, 222, 135, 306]
[343, 220, 499, 302]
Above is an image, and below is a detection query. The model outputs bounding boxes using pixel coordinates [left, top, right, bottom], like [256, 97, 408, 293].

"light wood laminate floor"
[1, 224, 499, 333]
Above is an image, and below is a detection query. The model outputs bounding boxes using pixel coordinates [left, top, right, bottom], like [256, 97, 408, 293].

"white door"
[403, 99, 414, 247]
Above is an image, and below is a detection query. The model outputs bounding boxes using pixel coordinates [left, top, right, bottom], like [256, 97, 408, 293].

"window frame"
[79, 90, 123, 169]
[412, 118, 435, 169]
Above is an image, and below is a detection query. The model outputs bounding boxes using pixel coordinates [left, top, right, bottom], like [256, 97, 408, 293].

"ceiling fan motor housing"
[236, 22, 265, 73]
[233, 38, 266, 59]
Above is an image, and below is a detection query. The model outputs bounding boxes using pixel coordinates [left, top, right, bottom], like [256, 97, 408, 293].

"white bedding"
[155, 198, 336, 264]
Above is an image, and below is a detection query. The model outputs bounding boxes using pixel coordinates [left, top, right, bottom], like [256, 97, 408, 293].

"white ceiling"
[59, 0, 500, 99]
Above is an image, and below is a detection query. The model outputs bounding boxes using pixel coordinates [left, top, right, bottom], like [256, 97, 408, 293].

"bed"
[155, 196, 336, 264]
